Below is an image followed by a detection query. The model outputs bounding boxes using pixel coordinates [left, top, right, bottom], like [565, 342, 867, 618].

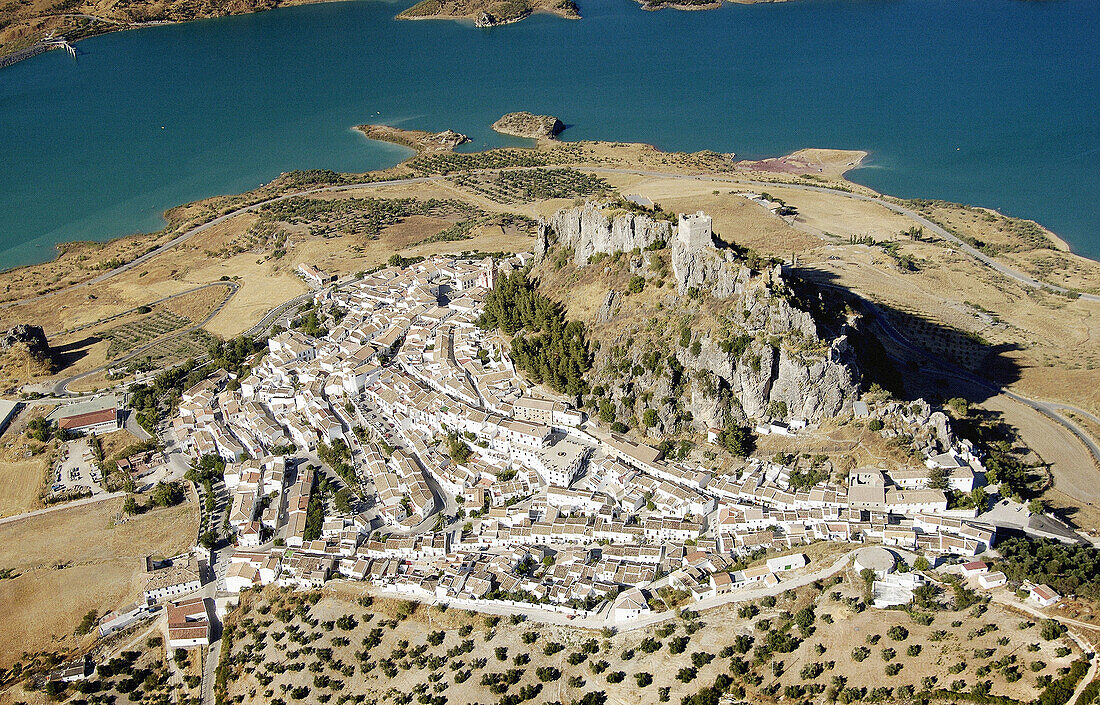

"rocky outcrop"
[681, 290, 857, 423]
[541, 203, 859, 426]
[1, 325, 50, 357]
[431, 129, 470, 149]
[595, 290, 620, 324]
[545, 202, 671, 266]
[492, 112, 565, 140]
[0, 324, 54, 375]
[670, 237, 747, 299]
[548, 202, 752, 298]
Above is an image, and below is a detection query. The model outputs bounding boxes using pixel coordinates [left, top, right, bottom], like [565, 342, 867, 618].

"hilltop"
[0, 113, 1094, 705]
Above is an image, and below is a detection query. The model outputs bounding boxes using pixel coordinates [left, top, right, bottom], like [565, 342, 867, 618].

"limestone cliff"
[0, 324, 54, 383]
[537, 202, 859, 430]
[541, 202, 672, 266]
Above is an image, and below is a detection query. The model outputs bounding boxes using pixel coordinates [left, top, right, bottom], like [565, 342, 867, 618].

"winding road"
[51, 281, 239, 395]
[805, 275, 1100, 470]
[5, 166, 1096, 313]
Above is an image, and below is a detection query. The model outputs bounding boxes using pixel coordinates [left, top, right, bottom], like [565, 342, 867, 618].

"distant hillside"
[397, 0, 578, 26]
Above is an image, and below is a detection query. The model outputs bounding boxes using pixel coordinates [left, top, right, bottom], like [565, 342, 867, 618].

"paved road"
[802, 274, 1100, 473]
[988, 592, 1100, 705]
[587, 168, 1100, 303]
[0, 490, 124, 525]
[242, 292, 314, 339]
[55, 281, 236, 337]
[50, 281, 239, 396]
[0, 177, 438, 312]
[376, 549, 857, 633]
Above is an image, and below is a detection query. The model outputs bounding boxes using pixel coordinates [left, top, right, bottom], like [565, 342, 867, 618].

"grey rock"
[548, 202, 671, 266]
[595, 290, 620, 324]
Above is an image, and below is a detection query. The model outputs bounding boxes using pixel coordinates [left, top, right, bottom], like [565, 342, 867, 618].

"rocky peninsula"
[396, 0, 579, 26]
[355, 124, 469, 153]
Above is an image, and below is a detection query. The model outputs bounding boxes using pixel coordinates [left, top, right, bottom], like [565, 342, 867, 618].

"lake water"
[0, 0, 1098, 268]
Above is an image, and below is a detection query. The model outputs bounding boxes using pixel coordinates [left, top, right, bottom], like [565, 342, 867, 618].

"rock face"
[544, 202, 672, 266]
[668, 277, 858, 425]
[491, 112, 565, 140]
[1, 325, 50, 357]
[0, 324, 54, 375]
[595, 290, 620, 324]
[670, 238, 748, 299]
[541, 202, 859, 425]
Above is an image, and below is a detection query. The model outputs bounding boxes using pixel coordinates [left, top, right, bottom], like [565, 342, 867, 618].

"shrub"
[1041, 620, 1067, 641]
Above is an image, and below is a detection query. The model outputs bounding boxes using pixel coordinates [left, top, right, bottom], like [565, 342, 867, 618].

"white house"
[166, 596, 211, 648]
[225, 561, 261, 593]
[611, 587, 650, 621]
[978, 571, 1007, 589]
[1026, 583, 1061, 608]
[960, 561, 989, 578]
[142, 556, 203, 605]
[766, 553, 807, 573]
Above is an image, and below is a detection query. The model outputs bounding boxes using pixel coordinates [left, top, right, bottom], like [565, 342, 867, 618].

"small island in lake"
[491, 112, 565, 140]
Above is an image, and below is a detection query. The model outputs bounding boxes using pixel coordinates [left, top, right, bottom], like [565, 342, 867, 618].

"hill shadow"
[49, 335, 100, 370]
[785, 267, 1022, 407]
[50, 336, 99, 354]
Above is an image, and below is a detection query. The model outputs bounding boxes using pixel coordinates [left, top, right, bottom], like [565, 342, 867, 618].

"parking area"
[50, 438, 106, 498]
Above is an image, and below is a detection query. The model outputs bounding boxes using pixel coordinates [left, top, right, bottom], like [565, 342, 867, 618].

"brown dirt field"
[161, 283, 232, 321]
[377, 215, 457, 249]
[0, 458, 45, 517]
[779, 186, 917, 242]
[66, 369, 115, 394]
[752, 419, 916, 474]
[0, 495, 197, 667]
[781, 576, 1079, 704]
[604, 177, 823, 256]
[97, 428, 143, 459]
[738, 148, 868, 179]
[36, 283, 233, 386]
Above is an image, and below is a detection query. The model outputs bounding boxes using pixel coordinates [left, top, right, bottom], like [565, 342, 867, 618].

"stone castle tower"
[677, 211, 713, 249]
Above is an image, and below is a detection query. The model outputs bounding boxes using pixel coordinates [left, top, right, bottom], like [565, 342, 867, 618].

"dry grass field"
[0, 494, 197, 667]
[0, 458, 46, 518]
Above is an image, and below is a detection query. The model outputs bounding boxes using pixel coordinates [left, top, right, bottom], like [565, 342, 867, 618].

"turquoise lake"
[0, 0, 1098, 268]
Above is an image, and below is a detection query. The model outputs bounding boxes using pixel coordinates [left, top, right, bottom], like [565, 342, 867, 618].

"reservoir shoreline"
[1, 0, 1097, 267]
